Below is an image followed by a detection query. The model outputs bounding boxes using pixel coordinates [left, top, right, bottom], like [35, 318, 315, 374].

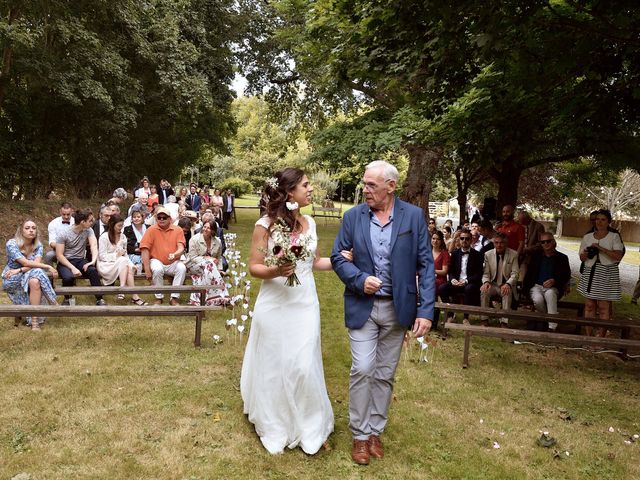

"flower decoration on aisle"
[217, 232, 254, 344]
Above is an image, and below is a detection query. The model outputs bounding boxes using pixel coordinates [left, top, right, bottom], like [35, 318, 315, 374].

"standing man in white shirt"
[44, 202, 75, 266]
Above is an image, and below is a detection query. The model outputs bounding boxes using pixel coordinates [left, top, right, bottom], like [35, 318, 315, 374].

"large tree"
[239, 1, 640, 211]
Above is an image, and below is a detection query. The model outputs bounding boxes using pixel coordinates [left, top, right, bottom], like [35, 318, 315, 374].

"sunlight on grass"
[1, 209, 639, 479]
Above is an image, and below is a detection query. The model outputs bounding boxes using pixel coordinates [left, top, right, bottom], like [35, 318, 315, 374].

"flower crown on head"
[266, 177, 279, 190]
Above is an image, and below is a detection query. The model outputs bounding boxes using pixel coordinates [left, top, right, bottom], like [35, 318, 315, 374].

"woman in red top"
[432, 230, 450, 330]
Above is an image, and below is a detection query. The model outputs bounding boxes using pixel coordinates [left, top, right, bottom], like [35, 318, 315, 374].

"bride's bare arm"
[249, 224, 295, 279]
[313, 247, 352, 271]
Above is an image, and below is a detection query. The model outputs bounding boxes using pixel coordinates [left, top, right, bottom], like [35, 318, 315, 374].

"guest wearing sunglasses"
[139, 207, 187, 305]
[522, 232, 571, 331]
[439, 229, 483, 324]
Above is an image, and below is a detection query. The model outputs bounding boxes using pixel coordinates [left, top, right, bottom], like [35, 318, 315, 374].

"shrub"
[218, 177, 253, 197]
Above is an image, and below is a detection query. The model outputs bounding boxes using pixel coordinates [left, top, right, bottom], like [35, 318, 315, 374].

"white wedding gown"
[241, 215, 334, 454]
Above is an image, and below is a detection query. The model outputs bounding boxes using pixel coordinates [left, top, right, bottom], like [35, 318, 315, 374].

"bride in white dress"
[241, 168, 347, 455]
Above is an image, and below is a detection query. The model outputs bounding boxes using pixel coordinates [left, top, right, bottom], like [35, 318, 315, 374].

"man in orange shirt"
[495, 204, 525, 258]
[140, 207, 187, 305]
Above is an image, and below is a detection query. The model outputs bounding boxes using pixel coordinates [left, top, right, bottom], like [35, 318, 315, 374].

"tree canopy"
[0, 0, 237, 198]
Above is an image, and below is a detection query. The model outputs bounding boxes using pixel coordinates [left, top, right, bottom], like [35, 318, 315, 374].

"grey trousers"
[348, 298, 405, 440]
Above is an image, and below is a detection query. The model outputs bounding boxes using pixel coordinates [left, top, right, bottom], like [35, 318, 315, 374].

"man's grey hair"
[201, 212, 215, 223]
[365, 160, 399, 183]
[112, 187, 127, 199]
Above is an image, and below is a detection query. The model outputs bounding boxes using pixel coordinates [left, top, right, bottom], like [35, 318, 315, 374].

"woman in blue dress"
[2, 219, 58, 331]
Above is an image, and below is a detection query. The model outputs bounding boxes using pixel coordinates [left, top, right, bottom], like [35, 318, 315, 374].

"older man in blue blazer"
[331, 160, 435, 466]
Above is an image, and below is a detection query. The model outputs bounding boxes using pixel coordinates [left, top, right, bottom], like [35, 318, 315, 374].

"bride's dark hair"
[264, 168, 305, 231]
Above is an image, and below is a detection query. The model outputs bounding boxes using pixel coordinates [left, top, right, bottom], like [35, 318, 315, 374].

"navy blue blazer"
[331, 198, 435, 329]
[448, 248, 484, 286]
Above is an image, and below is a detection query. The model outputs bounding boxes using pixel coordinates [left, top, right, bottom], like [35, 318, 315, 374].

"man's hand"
[363, 276, 382, 295]
[412, 318, 432, 337]
[542, 279, 555, 289]
[82, 263, 92, 273]
[480, 281, 491, 293]
[71, 267, 82, 277]
[500, 283, 511, 297]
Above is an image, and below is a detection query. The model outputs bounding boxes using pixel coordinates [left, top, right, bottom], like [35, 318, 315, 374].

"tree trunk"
[0, 8, 21, 109]
[401, 144, 443, 221]
[492, 162, 523, 211]
[455, 168, 468, 225]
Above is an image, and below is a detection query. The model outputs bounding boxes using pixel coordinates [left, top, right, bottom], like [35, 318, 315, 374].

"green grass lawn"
[1, 208, 639, 479]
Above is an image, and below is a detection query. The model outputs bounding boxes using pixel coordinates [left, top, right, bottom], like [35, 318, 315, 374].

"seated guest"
[93, 205, 113, 241]
[197, 212, 228, 271]
[478, 219, 496, 254]
[185, 183, 201, 212]
[443, 225, 453, 251]
[178, 217, 193, 253]
[105, 187, 128, 207]
[140, 207, 187, 306]
[3, 220, 58, 331]
[134, 177, 151, 199]
[165, 195, 180, 223]
[431, 230, 450, 329]
[439, 229, 483, 324]
[123, 210, 147, 271]
[56, 208, 106, 306]
[97, 214, 147, 305]
[147, 184, 160, 210]
[480, 232, 519, 326]
[184, 219, 229, 306]
[45, 202, 75, 265]
[428, 217, 437, 235]
[522, 232, 571, 331]
[128, 193, 148, 217]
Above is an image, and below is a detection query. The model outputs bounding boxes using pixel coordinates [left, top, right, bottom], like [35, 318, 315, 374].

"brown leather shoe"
[352, 439, 370, 465]
[369, 435, 384, 459]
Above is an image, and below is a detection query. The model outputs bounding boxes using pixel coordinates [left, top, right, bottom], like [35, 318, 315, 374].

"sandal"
[117, 294, 126, 300]
[31, 319, 42, 331]
[132, 298, 148, 306]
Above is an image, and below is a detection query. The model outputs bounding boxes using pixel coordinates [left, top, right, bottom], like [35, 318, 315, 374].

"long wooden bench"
[446, 323, 640, 368]
[436, 302, 640, 367]
[4, 304, 207, 347]
[54, 285, 222, 307]
[311, 205, 342, 224]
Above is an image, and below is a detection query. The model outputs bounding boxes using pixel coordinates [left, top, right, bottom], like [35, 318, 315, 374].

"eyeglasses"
[157, 215, 169, 220]
[429, 221, 435, 225]
[459, 236, 471, 241]
[361, 179, 391, 191]
[540, 239, 553, 244]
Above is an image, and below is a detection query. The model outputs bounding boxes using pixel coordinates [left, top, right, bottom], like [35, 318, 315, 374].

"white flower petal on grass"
[493, 442, 500, 449]
[480, 419, 484, 424]
[608, 427, 615, 433]
[416, 336, 425, 344]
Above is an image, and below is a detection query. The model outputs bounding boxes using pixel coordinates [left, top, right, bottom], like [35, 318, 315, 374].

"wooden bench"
[437, 302, 640, 367]
[446, 323, 640, 368]
[4, 304, 207, 347]
[311, 205, 342, 224]
[232, 205, 260, 223]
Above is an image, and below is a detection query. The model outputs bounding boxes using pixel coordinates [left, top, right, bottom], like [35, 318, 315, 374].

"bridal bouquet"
[262, 218, 311, 287]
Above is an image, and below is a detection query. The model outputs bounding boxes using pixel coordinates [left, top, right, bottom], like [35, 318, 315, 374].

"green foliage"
[218, 176, 252, 197]
[0, 0, 238, 198]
